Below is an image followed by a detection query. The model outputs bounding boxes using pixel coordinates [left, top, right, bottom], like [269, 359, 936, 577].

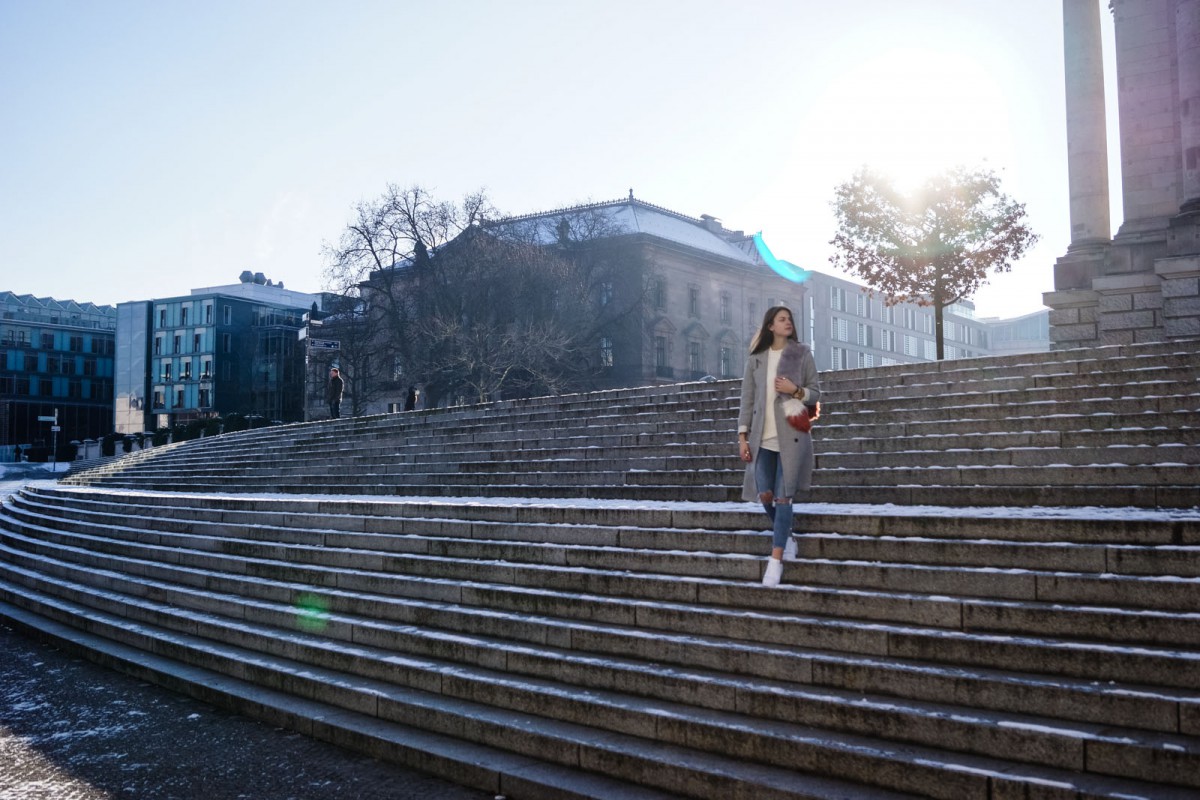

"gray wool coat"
[737, 340, 822, 501]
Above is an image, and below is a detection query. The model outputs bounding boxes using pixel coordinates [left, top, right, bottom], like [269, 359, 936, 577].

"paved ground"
[0, 623, 494, 800]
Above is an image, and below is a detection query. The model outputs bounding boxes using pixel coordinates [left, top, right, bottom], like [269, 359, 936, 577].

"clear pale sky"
[0, 0, 1121, 319]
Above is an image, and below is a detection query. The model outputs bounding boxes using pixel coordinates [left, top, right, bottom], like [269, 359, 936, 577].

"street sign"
[308, 339, 341, 350]
[50, 426, 61, 432]
[38, 415, 57, 422]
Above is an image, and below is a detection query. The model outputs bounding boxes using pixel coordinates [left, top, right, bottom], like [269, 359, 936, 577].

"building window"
[599, 282, 613, 307]
[61, 358, 74, 375]
[688, 286, 700, 317]
[173, 335, 181, 354]
[221, 333, 231, 353]
[223, 305, 232, 325]
[205, 304, 213, 324]
[856, 294, 866, 317]
[202, 359, 211, 379]
[153, 391, 164, 409]
[46, 356, 59, 373]
[68, 379, 82, 398]
[831, 286, 847, 312]
[720, 293, 731, 324]
[163, 362, 172, 380]
[69, 335, 83, 352]
[688, 341, 702, 374]
[158, 308, 167, 328]
[748, 301, 758, 331]
[83, 358, 96, 376]
[599, 337, 613, 368]
[198, 388, 210, 408]
[903, 334, 917, 356]
[15, 377, 30, 395]
[181, 307, 188, 326]
[654, 336, 668, 375]
[182, 361, 192, 379]
[924, 339, 936, 360]
[40, 333, 54, 349]
[719, 346, 732, 378]
[654, 279, 666, 310]
[176, 389, 185, 407]
[831, 346, 848, 370]
[24, 353, 38, 372]
[831, 317, 848, 342]
[193, 333, 201, 352]
[38, 378, 52, 396]
[154, 336, 162, 355]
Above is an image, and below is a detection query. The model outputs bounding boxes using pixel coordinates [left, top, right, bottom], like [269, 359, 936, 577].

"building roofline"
[494, 195, 711, 228]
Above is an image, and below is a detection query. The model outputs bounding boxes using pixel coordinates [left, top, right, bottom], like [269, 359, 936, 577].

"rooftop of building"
[117, 273, 323, 312]
[0, 291, 117, 329]
[492, 193, 765, 268]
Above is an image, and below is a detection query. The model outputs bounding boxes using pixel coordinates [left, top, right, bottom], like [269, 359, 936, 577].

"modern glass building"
[1, 292, 116, 460]
[114, 274, 322, 434]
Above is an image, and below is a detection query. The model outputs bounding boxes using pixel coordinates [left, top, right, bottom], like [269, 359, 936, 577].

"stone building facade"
[1047, 0, 1200, 346]
[360, 196, 1033, 410]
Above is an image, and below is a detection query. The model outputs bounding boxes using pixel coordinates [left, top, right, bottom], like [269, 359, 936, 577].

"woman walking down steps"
[737, 305, 821, 587]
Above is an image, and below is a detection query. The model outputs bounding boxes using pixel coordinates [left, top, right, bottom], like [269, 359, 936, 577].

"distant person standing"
[327, 367, 344, 419]
[404, 386, 417, 411]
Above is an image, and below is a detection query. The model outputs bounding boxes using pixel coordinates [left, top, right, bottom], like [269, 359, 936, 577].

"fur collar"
[776, 340, 810, 385]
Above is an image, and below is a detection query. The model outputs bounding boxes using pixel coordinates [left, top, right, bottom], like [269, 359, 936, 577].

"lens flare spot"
[294, 592, 330, 633]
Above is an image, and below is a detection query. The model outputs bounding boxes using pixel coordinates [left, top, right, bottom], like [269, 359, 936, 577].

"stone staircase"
[59, 339, 1200, 508]
[0, 339, 1197, 798]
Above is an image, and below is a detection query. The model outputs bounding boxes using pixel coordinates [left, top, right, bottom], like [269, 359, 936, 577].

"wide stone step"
[831, 357, 1199, 394]
[4, 520, 1193, 734]
[2, 582, 912, 800]
[1, 557, 1197, 796]
[6, 503, 1200, 693]
[0, 599, 680, 800]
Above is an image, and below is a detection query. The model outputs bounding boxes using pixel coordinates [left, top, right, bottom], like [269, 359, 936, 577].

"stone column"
[1063, 0, 1112, 250]
[1178, 0, 1200, 213]
[1111, 0, 1180, 229]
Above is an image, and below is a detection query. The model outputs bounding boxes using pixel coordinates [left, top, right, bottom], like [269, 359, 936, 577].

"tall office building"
[114, 274, 322, 434]
[0, 291, 116, 460]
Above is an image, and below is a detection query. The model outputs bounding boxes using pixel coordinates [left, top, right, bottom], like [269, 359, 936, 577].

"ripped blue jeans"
[754, 447, 794, 550]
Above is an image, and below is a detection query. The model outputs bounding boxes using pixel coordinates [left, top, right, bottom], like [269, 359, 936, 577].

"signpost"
[307, 339, 340, 351]
[40, 411, 59, 471]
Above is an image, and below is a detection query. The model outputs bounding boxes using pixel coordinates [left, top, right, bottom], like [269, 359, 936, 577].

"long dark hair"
[749, 305, 798, 354]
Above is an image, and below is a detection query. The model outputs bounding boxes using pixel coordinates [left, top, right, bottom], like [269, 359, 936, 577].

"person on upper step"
[327, 367, 344, 419]
[736, 305, 821, 587]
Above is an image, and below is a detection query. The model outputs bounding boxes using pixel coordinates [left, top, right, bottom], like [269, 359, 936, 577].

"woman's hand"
[774, 376, 797, 395]
[738, 440, 752, 462]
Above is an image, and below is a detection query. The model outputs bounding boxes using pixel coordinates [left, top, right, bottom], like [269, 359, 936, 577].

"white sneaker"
[783, 536, 798, 561]
[762, 557, 783, 587]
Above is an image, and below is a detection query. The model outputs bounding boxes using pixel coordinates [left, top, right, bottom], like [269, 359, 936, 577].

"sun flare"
[807, 47, 1013, 192]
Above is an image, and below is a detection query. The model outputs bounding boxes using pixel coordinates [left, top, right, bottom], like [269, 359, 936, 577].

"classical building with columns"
[1047, 0, 1200, 346]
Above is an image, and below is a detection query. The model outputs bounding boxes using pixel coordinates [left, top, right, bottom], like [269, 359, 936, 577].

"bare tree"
[326, 186, 648, 406]
[322, 185, 494, 409]
[830, 167, 1038, 359]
